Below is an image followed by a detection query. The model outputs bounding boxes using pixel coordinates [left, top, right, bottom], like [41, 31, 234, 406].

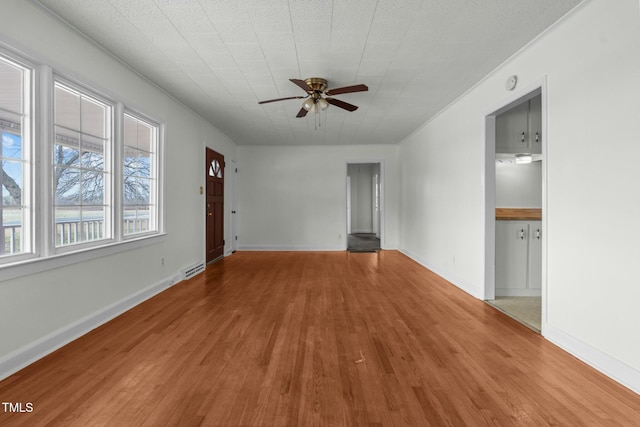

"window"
[123, 113, 158, 236]
[0, 48, 163, 274]
[209, 159, 222, 178]
[0, 54, 31, 258]
[53, 82, 111, 247]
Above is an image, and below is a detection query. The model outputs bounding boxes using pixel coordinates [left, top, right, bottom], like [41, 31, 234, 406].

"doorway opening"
[484, 82, 546, 332]
[346, 162, 382, 253]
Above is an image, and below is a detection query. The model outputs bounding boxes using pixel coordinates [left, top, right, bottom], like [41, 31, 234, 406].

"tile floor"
[486, 296, 541, 332]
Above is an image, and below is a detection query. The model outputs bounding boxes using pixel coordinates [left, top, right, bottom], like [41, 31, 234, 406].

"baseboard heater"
[182, 262, 205, 280]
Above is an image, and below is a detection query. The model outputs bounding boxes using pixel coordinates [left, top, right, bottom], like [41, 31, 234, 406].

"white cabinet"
[495, 220, 541, 296]
[496, 94, 542, 155]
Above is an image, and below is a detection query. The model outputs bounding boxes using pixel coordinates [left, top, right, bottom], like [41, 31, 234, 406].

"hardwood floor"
[1, 251, 639, 426]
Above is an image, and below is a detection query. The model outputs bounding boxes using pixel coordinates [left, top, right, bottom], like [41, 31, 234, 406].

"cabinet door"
[496, 101, 529, 154]
[528, 221, 542, 289]
[495, 221, 529, 293]
[528, 95, 542, 155]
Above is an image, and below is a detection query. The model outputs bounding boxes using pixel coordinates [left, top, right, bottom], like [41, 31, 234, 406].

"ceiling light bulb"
[317, 98, 329, 111]
[303, 98, 315, 111]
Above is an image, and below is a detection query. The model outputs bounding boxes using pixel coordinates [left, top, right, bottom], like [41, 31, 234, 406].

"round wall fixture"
[505, 75, 518, 91]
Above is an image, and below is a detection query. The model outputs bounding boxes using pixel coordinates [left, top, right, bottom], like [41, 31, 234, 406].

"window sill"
[0, 233, 167, 283]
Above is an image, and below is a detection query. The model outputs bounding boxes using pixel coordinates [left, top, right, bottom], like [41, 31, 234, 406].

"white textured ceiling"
[33, 0, 583, 146]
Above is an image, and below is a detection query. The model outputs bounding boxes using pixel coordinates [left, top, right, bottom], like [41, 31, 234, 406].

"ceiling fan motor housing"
[305, 78, 328, 93]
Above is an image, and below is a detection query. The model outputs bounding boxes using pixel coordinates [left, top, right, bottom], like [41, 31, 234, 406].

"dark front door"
[206, 148, 224, 263]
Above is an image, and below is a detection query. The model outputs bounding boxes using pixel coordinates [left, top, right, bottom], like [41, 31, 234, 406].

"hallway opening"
[346, 162, 381, 252]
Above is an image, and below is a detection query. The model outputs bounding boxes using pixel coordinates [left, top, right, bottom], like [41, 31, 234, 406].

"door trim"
[483, 77, 548, 332]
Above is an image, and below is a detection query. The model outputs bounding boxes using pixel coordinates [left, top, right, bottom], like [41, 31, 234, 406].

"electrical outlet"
[161, 257, 165, 266]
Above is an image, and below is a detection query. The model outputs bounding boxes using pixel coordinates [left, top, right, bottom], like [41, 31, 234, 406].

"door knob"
[208, 212, 212, 216]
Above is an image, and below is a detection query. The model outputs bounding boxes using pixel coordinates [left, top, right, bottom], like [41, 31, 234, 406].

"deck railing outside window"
[1, 216, 151, 253]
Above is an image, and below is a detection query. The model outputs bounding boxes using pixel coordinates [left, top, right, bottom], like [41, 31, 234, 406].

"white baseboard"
[0, 273, 182, 382]
[237, 245, 344, 251]
[398, 248, 483, 299]
[544, 323, 640, 396]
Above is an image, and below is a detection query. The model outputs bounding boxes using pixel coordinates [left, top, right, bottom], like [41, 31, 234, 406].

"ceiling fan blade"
[290, 78, 313, 93]
[258, 96, 305, 104]
[325, 84, 368, 96]
[296, 107, 309, 118]
[326, 97, 358, 112]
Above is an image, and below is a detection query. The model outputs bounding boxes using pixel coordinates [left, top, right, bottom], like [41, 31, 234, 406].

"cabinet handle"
[535, 131, 540, 143]
[521, 132, 526, 143]
[536, 229, 541, 240]
[519, 229, 525, 240]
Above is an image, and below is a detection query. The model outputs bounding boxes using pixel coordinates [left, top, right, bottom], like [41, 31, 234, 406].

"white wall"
[495, 161, 542, 208]
[399, 0, 640, 393]
[0, 0, 236, 379]
[237, 145, 398, 250]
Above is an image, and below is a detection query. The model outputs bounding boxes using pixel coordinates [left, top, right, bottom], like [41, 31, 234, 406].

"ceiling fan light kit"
[259, 77, 368, 119]
[303, 97, 329, 113]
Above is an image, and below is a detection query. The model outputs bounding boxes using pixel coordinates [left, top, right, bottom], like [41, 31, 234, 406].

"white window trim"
[0, 233, 167, 282]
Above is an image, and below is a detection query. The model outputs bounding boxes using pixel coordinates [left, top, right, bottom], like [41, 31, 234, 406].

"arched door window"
[209, 159, 222, 178]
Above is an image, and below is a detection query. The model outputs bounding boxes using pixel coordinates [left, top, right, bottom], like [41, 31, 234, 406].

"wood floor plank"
[1, 251, 639, 426]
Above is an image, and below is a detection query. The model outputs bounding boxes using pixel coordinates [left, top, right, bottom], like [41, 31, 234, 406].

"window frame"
[0, 49, 34, 265]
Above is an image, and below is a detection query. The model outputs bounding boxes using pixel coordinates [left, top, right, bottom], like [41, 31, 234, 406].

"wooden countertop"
[495, 208, 542, 220]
